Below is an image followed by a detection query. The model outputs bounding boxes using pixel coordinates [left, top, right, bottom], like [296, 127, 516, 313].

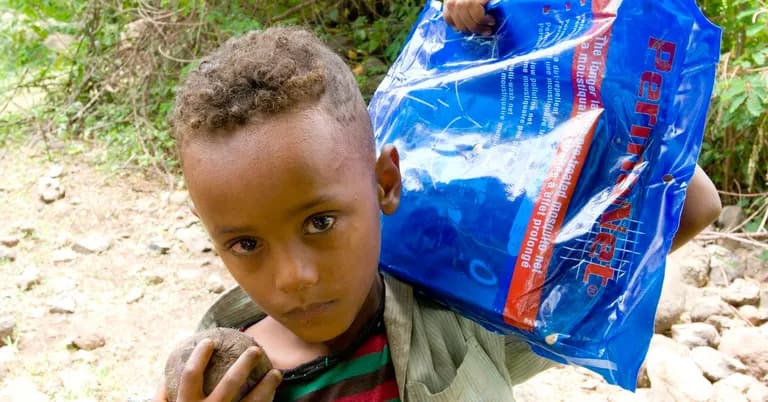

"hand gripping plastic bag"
[368, 0, 720, 389]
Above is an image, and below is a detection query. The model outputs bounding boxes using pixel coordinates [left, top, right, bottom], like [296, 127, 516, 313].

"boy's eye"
[304, 215, 336, 234]
[229, 238, 261, 255]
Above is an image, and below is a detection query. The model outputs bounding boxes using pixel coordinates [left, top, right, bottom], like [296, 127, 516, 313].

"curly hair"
[171, 27, 371, 151]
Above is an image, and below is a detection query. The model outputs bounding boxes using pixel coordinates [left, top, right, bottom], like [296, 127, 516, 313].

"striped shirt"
[274, 312, 400, 402]
[199, 273, 556, 401]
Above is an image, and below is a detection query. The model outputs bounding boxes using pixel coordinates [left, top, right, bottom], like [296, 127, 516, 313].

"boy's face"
[181, 107, 400, 343]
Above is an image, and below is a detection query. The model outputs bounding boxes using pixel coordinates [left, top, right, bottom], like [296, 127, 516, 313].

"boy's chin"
[291, 323, 349, 344]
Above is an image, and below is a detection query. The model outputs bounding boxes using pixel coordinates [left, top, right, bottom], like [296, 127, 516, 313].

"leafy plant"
[1, 0, 422, 173]
[699, 0, 768, 197]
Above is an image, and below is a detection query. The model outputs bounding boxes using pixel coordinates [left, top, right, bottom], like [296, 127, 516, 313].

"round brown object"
[164, 327, 273, 402]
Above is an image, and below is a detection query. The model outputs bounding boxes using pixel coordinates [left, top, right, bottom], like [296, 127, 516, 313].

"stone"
[0, 315, 15, 345]
[719, 327, 768, 379]
[148, 238, 171, 254]
[711, 379, 750, 402]
[169, 190, 188, 205]
[13, 221, 35, 236]
[206, 274, 226, 294]
[175, 226, 212, 253]
[144, 272, 164, 285]
[0, 377, 48, 402]
[177, 268, 202, 281]
[671, 322, 720, 348]
[708, 244, 746, 286]
[511, 365, 636, 402]
[72, 349, 96, 363]
[747, 381, 768, 402]
[49, 296, 76, 314]
[0, 246, 16, 261]
[738, 305, 768, 326]
[636, 363, 651, 388]
[49, 277, 77, 292]
[711, 373, 768, 402]
[761, 287, 768, 310]
[740, 249, 768, 282]
[70, 332, 105, 351]
[717, 205, 745, 231]
[691, 346, 747, 382]
[655, 255, 689, 333]
[37, 176, 65, 203]
[51, 247, 77, 263]
[644, 334, 713, 401]
[58, 366, 97, 393]
[0, 345, 14, 380]
[72, 234, 112, 254]
[0, 235, 20, 248]
[17, 266, 41, 291]
[723, 278, 762, 307]
[45, 164, 64, 178]
[670, 242, 710, 287]
[706, 315, 748, 332]
[54, 232, 72, 247]
[125, 288, 144, 304]
[690, 295, 733, 322]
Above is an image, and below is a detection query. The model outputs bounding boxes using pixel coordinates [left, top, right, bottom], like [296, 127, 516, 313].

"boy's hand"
[159, 338, 283, 402]
[444, 0, 496, 36]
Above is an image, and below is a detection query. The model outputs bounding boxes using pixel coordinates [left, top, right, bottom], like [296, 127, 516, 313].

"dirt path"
[0, 137, 236, 401]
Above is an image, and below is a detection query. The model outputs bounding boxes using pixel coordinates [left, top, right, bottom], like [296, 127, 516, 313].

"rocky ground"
[0, 139, 235, 401]
[0, 137, 767, 401]
[514, 242, 768, 402]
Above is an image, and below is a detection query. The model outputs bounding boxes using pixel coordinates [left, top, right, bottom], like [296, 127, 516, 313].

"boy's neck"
[245, 275, 385, 370]
[325, 274, 384, 354]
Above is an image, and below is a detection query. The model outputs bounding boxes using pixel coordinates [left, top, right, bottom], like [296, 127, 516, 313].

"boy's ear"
[375, 144, 402, 215]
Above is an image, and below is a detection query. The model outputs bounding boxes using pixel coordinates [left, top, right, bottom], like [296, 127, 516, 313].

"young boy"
[156, 21, 719, 402]
[156, 26, 554, 402]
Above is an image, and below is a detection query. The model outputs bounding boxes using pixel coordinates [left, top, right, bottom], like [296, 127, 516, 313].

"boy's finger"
[455, 10, 476, 33]
[177, 338, 214, 401]
[466, 3, 487, 28]
[444, 12, 458, 31]
[443, 0, 469, 32]
[444, 10, 466, 32]
[243, 369, 283, 402]
[466, 4, 496, 35]
[209, 346, 265, 401]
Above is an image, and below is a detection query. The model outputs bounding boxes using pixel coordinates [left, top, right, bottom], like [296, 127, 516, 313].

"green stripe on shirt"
[278, 344, 392, 400]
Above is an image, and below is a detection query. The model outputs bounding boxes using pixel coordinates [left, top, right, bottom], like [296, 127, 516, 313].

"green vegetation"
[0, 0, 421, 174]
[0, 0, 766, 215]
[699, 0, 768, 199]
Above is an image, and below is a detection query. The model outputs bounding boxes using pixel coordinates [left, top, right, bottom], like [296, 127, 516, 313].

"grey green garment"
[198, 273, 555, 402]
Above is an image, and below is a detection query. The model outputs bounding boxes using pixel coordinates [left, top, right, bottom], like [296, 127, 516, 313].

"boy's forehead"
[185, 106, 370, 157]
[181, 109, 373, 192]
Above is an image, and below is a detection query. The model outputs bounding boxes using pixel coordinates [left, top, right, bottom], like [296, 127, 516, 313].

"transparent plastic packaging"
[369, 0, 721, 389]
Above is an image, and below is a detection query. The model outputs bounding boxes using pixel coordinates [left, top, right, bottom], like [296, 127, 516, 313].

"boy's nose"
[273, 246, 319, 293]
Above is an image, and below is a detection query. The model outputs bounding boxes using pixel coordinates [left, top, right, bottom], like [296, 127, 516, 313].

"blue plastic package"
[368, 0, 721, 389]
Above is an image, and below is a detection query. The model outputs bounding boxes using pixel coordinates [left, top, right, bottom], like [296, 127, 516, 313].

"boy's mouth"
[284, 300, 337, 321]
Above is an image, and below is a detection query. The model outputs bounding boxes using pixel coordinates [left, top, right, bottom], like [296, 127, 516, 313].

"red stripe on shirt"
[349, 332, 387, 359]
[333, 378, 400, 402]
